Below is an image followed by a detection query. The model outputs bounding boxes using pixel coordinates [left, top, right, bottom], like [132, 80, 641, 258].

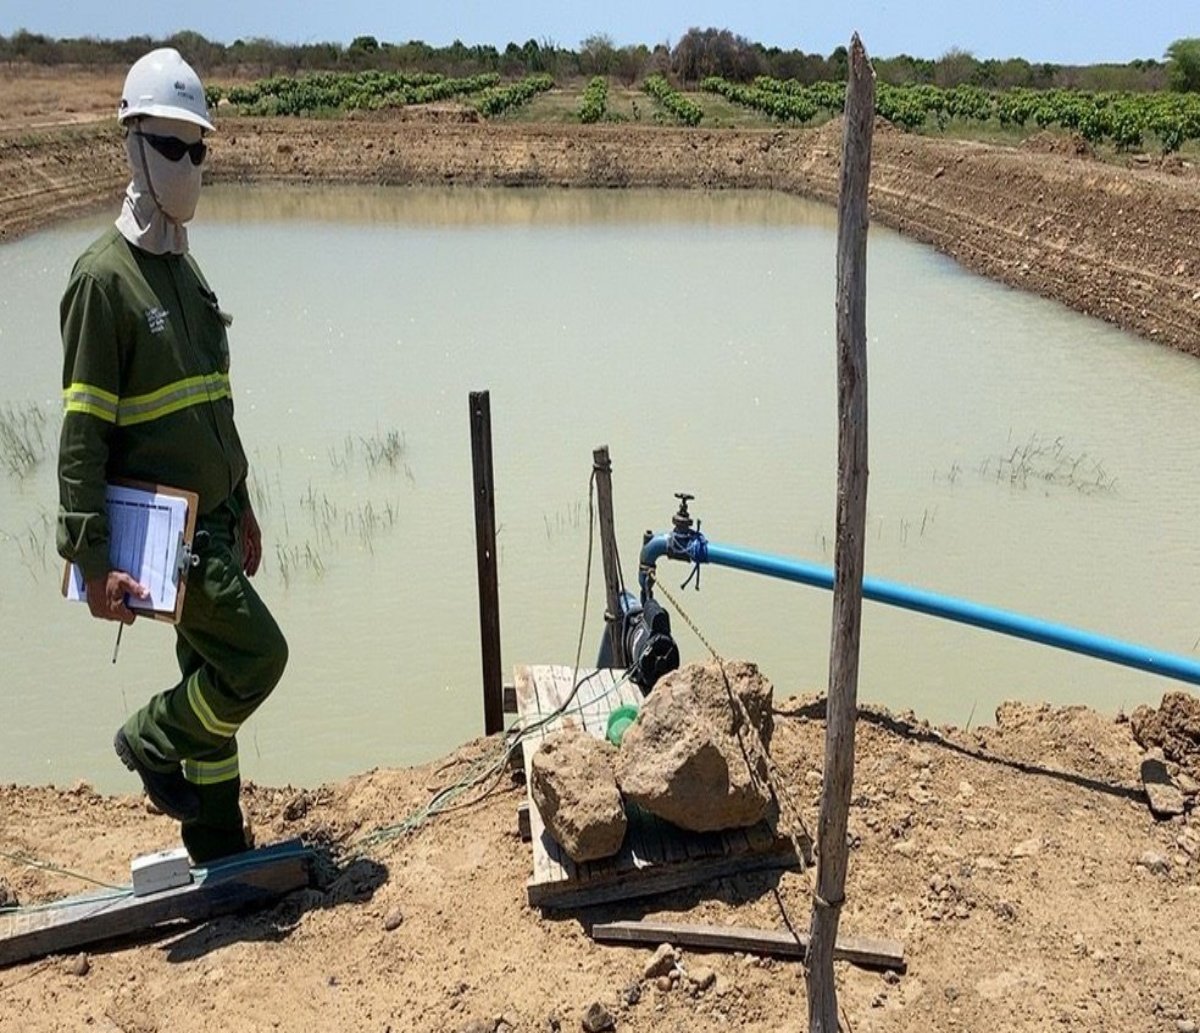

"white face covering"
[115, 116, 205, 255]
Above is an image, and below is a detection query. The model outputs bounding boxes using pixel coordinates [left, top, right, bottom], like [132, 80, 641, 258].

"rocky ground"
[2, 691, 1199, 1033]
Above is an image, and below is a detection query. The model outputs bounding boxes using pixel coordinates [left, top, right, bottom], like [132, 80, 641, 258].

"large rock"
[614, 659, 775, 833]
[1131, 692, 1200, 779]
[530, 731, 627, 862]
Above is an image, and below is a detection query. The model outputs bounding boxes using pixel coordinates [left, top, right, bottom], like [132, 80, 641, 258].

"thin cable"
[569, 468, 598, 696]
[0, 889, 131, 917]
[0, 849, 126, 893]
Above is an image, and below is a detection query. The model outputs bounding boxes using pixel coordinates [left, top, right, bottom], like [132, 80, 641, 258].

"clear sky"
[0, 1, 1188, 66]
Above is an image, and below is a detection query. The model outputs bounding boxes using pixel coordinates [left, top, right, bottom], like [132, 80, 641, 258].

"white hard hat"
[118, 48, 214, 131]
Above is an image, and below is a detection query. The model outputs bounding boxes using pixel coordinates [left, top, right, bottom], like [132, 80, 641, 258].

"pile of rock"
[529, 659, 776, 863]
[1131, 692, 1200, 780]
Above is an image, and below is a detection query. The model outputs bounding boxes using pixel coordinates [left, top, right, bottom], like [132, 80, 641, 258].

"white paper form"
[65, 484, 190, 615]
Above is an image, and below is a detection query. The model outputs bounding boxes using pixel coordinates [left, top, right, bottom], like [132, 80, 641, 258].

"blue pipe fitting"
[637, 532, 1200, 688]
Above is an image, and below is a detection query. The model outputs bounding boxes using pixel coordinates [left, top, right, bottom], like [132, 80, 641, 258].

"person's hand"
[84, 571, 148, 624]
[240, 504, 262, 576]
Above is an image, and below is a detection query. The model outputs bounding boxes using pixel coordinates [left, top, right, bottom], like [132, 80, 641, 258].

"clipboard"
[61, 479, 199, 625]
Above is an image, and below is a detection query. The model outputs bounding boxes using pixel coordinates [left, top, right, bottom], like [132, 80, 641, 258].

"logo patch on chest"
[145, 307, 170, 334]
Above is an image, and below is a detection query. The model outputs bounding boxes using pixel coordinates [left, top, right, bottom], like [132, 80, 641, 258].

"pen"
[112, 622, 124, 664]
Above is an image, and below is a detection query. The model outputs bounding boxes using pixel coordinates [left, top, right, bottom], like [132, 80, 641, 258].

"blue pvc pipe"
[639, 532, 1200, 688]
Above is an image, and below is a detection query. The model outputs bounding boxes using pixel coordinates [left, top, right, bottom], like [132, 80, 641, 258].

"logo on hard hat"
[174, 80, 185, 90]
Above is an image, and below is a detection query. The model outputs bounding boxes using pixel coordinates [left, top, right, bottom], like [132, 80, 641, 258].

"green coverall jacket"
[57, 225, 249, 578]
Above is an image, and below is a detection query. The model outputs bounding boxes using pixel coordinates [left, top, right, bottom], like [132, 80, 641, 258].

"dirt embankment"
[3, 114, 1199, 355]
[2, 696, 1198, 1033]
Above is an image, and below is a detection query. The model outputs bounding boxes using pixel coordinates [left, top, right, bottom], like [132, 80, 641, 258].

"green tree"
[1166, 37, 1200, 92]
[672, 27, 760, 83]
[827, 44, 849, 81]
[579, 33, 616, 75]
[934, 47, 979, 87]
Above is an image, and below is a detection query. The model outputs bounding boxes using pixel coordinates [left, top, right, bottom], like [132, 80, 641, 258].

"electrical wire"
[0, 888, 131, 917]
[0, 849, 127, 894]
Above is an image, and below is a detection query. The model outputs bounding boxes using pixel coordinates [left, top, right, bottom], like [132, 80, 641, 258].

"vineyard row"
[703, 76, 1200, 152]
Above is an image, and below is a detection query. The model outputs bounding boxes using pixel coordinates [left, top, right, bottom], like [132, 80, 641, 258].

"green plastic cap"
[606, 704, 640, 746]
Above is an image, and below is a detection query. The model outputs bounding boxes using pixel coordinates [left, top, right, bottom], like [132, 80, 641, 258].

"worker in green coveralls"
[56, 48, 287, 862]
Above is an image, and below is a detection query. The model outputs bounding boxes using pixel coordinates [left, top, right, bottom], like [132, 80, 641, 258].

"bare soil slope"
[1, 697, 1198, 1033]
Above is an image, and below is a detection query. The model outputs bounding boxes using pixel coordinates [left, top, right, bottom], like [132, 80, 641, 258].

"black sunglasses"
[135, 131, 207, 166]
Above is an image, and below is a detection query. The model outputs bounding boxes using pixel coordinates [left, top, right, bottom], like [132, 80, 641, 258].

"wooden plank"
[529, 843, 798, 910]
[578, 669, 621, 737]
[517, 802, 531, 841]
[621, 801, 660, 874]
[527, 665, 582, 733]
[0, 840, 312, 968]
[518, 666, 573, 888]
[591, 919, 905, 973]
[744, 817, 778, 854]
[719, 827, 752, 858]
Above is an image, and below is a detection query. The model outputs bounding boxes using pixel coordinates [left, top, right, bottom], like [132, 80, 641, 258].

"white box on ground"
[131, 847, 193, 896]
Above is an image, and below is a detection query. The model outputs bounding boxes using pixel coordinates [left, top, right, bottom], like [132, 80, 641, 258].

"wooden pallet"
[516, 664, 803, 909]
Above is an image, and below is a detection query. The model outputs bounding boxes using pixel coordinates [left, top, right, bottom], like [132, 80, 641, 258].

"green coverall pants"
[121, 498, 287, 862]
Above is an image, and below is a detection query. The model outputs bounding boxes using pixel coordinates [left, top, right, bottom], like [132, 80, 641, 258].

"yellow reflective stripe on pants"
[182, 754, 240, 785]
[63, 382, 118, 423]
[185, 671, 240, 738]
[117, 373, 232, 427]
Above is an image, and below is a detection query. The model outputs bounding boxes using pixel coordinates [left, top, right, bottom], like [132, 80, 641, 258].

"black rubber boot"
[181, 774, 250, 863]
[113, 729, 201, 822]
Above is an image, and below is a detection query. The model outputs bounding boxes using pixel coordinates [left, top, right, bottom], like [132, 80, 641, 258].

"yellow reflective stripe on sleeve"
[182, 754, 240, 785]
[117, 373, 231, 427]
[63, 383, 119, 423]
[185, 672, 240, 738]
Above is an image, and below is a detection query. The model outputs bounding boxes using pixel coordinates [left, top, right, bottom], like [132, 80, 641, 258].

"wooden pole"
[592, 446, 627, 668]
[807, 32, 874, 1033]
[469, 390, 504, 735]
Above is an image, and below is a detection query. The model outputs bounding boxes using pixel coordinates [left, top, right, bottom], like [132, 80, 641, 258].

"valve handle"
[672, 492, 695, 532]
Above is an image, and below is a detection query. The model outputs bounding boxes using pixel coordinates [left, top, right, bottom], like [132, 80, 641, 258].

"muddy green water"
[2, 185, 1199, 792]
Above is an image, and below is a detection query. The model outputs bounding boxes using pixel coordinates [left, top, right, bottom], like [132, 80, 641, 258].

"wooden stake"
[592, 446, 627, 668]
[807, 33, 875, 1033]
[470, 390, 504, 736]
